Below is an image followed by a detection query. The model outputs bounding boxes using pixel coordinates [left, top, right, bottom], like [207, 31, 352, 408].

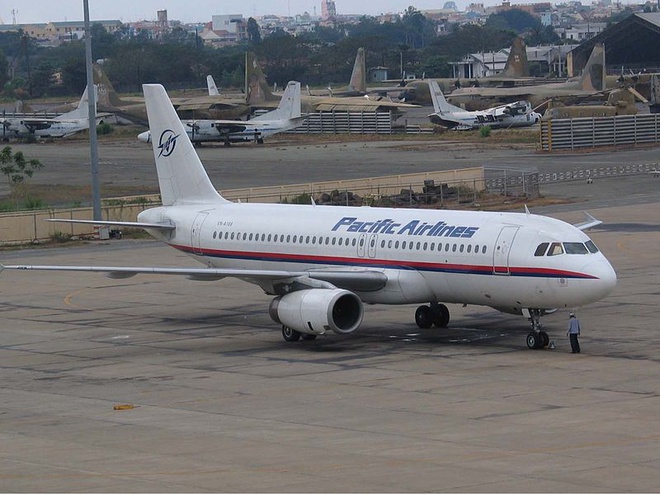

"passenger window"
[445, 244, 450, 252]
[563, 242, 588, 254]
[381, 240, 385, 248]
[452, 244, 457, 252]
[459, 244, 464, 253]
[547, 242, 564, 256]
[430, 243, 435, 251]
[332, 238, 336, 245]
[352, 238, 357, 247]
[306, 236, 310, 243]
[482, 246, 487, 254]
[423, 242, 428, 251]
[267, 234, 271, 242]
[534, 242, 549, 257]
[286, 235, 291, 243]
[388, 240, 392, 249]
[416, 242, 421, 250]
[467, 245, 472, 253]
[395, 241, 399, 248]
[402, 241, 407, 249]
[231, 233, 235, 240]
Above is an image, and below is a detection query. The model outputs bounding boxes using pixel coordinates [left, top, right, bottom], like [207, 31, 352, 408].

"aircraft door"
[367, 234, 378, 258]
[357, 234, 366, 258]
[191, 212, 209, 255]
[357, 234, 378, 258]
[492, 226, 519, 274]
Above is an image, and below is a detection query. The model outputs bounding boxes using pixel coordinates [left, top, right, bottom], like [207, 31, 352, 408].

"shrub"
[479, 125, 492, 138]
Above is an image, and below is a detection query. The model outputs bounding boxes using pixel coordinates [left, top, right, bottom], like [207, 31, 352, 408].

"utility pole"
[83, 0, 101, 221]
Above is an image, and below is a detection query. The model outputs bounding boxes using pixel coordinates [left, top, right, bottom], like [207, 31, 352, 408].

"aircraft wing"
[574, 212, 603, 231]
[0, 264, 388, 291]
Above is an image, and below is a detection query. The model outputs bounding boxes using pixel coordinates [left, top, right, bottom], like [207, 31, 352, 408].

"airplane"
[398, 37, 533, 106]
[137, 81, 306, 146]
[1, 86, 103, 139]
[428, 80, 541, 130]
[0, 84, 617, 350]
[447, 43, 607, 111]
[244, 52, 419, 117]
[315, 47, 367, 97]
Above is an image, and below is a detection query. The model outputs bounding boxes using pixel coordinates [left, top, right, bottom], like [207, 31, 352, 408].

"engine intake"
[269, 289, 363, 336]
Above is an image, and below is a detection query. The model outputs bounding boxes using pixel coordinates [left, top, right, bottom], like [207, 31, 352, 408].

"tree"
[247, 17, 262, 44]
[0, 145, 44, 208]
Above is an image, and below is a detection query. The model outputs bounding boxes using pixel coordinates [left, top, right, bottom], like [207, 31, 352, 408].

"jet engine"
[269, 289, 363, 336]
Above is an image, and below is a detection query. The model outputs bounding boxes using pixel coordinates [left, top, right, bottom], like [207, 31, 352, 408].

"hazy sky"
[5, 0, 559, 24]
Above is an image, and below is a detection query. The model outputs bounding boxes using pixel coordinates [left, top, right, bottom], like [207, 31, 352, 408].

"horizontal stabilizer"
[46, 219, 175, 230]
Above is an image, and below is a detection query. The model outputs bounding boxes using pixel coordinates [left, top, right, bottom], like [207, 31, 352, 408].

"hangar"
[572, 12, 660, 71]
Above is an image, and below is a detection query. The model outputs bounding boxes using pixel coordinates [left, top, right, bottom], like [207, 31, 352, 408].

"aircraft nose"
[584, 258, 617, 299]
[137, 131, 151, 143]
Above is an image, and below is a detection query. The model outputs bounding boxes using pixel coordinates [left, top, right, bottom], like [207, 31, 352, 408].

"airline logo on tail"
[158, 130, 180, 157]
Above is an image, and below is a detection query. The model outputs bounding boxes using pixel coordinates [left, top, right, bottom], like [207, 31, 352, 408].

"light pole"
[83, 0, 101, 221]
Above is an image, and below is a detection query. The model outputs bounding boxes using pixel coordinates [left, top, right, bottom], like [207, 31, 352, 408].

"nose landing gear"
[526, 309, 549, 349]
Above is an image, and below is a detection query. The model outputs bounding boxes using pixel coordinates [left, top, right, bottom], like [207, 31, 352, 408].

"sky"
[4, 0, 567, 25]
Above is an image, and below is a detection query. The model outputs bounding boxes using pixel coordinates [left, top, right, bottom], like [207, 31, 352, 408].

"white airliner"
[428, 80, 541, 130]
[1, 86, 101, 138]
[1, 84, 617, 349]
[138, 81, 305, 146]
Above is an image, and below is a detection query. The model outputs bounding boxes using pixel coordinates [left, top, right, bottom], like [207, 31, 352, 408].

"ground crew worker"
[566, 312, 581, 353]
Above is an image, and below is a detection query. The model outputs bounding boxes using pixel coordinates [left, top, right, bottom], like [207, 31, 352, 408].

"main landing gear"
[526, 309, 549, 350]
[415, 303, 450, 329]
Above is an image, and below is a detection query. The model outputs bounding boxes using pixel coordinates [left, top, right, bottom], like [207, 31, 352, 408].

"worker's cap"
[569, 312, 575, 317]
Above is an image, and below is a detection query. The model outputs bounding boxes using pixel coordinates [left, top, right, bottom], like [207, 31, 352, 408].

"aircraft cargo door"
[191, 212, 209, 255]
[492, 226, 519, 275]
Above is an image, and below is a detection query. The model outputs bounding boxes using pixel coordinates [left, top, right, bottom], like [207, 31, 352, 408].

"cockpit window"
[547, 242, 564, 256]
[563, 242, 589, 254]
[534, 242, 549, 257]
[585, 240, 599, 253]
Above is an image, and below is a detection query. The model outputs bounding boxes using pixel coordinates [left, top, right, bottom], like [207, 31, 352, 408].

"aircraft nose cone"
[137, 131, 151, 143]
[584, 259, 617, 300]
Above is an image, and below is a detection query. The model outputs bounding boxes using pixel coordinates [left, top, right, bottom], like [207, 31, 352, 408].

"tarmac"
[1, 137, 659, 491]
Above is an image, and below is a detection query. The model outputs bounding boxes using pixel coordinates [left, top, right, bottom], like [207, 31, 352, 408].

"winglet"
[524, 204, 531, 215]
[575, 212, 603, 231]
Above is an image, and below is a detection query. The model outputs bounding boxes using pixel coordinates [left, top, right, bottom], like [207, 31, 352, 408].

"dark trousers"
[569, 333, 581, 353]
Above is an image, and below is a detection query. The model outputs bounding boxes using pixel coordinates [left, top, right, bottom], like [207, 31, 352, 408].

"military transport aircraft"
[138, 81, 305, 146]
[428, 80, 541, 130]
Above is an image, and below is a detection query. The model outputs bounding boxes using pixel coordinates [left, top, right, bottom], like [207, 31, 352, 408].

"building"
[321, 0, 337, 21]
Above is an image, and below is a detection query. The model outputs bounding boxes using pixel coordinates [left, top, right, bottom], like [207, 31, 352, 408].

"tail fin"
[93, 64, 127, 108]
[142, 84, 228, 206]
[207, 75, 219, 96]
[500, 37, 529, 78]
[579, 43, 606, 92]
[59, 85, 95, 119]
[246, 52, 279, 105]
[348, 47, 367, 94]
[253, 81, 301, 121]
[429, 80, 464, 114]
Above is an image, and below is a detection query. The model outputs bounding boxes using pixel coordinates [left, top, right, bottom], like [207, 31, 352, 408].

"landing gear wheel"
[526, 332, 544, 349]
[282, 325, 301, 342]
[415, 305, 433, 329]
[432, 304, 450, 328]
[301, 334, 317, 341]
[539, 331, 549, 348]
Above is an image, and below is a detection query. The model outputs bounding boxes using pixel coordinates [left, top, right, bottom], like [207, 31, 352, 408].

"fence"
[540, 114, 660, 151]
[289, 111, 394, 134]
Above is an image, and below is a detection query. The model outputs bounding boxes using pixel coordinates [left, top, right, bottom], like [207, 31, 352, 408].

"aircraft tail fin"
[500, 37, 529, 78]
[142, 84, 228, 206]
[429, 80, 464, 114]
[348, 47, 367, 94]
[579, 43, 606, 92]
[246, 52, 279, 105]
[253, 81, 301, 121]
[207, 75, 219, 96]
[93, 64, 127, 108]
[59, 85, 96, 119]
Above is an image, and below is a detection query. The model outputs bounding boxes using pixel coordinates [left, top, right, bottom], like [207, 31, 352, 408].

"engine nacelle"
[269, 289, 363, 336]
